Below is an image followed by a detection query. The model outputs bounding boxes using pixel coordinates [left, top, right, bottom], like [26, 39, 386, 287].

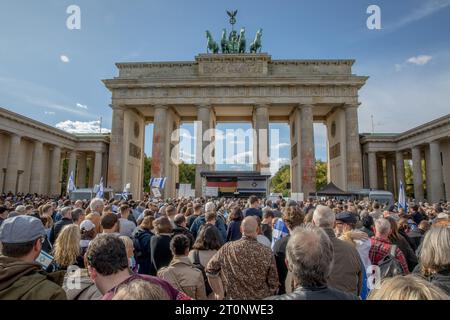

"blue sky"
[1, 0, 449, 174]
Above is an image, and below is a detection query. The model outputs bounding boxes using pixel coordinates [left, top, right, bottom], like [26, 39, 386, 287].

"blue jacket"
[190, 214, 227, 243]
[227, 220, 242, 242]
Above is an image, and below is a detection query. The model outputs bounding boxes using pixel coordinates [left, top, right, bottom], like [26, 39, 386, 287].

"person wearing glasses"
[0, 215, 67, 300]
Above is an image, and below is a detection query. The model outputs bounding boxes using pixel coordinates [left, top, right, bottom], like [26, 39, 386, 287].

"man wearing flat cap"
[0, 215, 66, 300]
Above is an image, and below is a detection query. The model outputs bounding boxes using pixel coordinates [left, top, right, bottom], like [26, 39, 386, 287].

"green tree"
[179, 162, 196, 186]
[270, 161, 329, 196]
[270, 165, 290, 197]
[143, 155, 152, 192]
[315, 160, 328, 191]
[404, 161, 414, 197]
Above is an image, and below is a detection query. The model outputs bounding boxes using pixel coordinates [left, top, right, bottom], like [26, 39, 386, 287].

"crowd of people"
[1, 191, 450, 300]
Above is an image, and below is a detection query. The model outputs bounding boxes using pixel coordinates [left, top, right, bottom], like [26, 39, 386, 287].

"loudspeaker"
[175, 183, 180, 190]
[286, 183, 291, 189]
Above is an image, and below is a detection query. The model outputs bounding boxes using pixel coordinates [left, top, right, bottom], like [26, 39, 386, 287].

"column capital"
[154, 104, 169, 110]
[342, 103, 361, 110]
[254, 103, 270, 110]
[296, 103, 314, 111]
[9, 133, 22, 140]
[110, 104, 126, 111]
[197, 104, 212, 110]
[33, 139, 43, 146]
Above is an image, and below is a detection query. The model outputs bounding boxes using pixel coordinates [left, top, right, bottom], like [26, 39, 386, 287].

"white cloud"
[56, 120, 111, 134]
[358, 56, 450, 133]
[76, 103, 88, 109]
[179, 150, 195, 163]
[394, 55, 433, 72]
[60, 55, 70, 63]
[407, 55, 433, 66]
[271, 142, 290, 150]
[388, 0, 450, 31]
[0, 76, 95, 119]
[269, 158, 290, 175]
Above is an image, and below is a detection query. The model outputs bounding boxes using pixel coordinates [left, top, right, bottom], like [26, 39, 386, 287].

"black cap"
[336, 212, 357, 225]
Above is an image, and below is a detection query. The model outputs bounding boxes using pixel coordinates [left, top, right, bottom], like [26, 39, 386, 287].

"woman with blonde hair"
[53, 224, 84, 271]
[415, 226, 450, 295]
[368, 275, 449, 300]
[120, 236, 138, 273]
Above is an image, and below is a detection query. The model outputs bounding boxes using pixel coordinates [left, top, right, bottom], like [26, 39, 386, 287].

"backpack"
[132, 230, 144, 258]
[378, 245, 405, 279]
[191, 250, 213, 296]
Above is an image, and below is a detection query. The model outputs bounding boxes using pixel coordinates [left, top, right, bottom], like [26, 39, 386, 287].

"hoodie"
[0, 255, 66, 300]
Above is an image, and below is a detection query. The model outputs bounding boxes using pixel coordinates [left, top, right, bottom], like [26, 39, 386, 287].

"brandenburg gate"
[103, 53, 368, 199]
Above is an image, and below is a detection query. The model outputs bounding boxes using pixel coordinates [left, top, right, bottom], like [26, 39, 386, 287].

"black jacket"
[150, 234, 173, 275]
[273, 236, 290, 295]
[392, 234, 418, 272]
[266, 285, 359, 300]
[408, 229, 425, 251]
[133, 228, 154, 275]
[49, 218, 73, 245]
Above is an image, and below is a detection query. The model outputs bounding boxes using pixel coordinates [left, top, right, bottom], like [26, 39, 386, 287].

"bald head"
[241, 216, 258, 237]
[418, 220, 430, 232]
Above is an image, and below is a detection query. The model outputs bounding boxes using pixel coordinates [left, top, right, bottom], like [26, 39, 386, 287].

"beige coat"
[158, 256, 207, 300]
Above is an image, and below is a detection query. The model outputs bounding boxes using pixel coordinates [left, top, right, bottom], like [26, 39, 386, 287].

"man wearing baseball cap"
[0, 215, 66, 300]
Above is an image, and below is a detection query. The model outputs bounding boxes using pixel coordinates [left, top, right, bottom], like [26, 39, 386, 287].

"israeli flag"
[122, 183, 131, 200]
[398, 180, 408, 212]
[150, 177, 166, 189]
[67, 171, 76, 194]
[271, 218, 289, 250]
[96, 177, 104, 199]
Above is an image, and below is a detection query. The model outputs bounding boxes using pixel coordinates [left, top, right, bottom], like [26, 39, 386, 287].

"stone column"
[107, 105, 125, 191]
[68, 150, 77, 178]
[93, 151, 103, 185]
[368, 152, 378, 190]
[77, 153, 87, 188]
[4, 134, 22, 193]
[411, 146, 424, 201]
[377, 157, 384, 190]
[29, 140, 43, 194]
[299, 105, 316, 196]
[424, 147, 431, 201]
[195, 105, 214, 197]
[386, 156, 395, 193]
[345, 105, 363, 191]
[253, 105, 270, 173]
[49, 146, 62, 196]
[395, 151, 405, 194]
[429, 141, 444, 203]
[152, 105, 169, 193]
[290, 108, 302, 193]
[441, 141, 450, 201]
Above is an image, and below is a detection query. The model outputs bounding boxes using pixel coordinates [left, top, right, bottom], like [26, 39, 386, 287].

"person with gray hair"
[49, 206, 73, 244]
[71, 208, 85, 226]
[312, 205, 364, 296]
[190, 202, 227, 242]
[368, 218, 409, 274]
[415, 226, 450, 295]
[89, 198, 104, 215]
[267, 225, 358, 300]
